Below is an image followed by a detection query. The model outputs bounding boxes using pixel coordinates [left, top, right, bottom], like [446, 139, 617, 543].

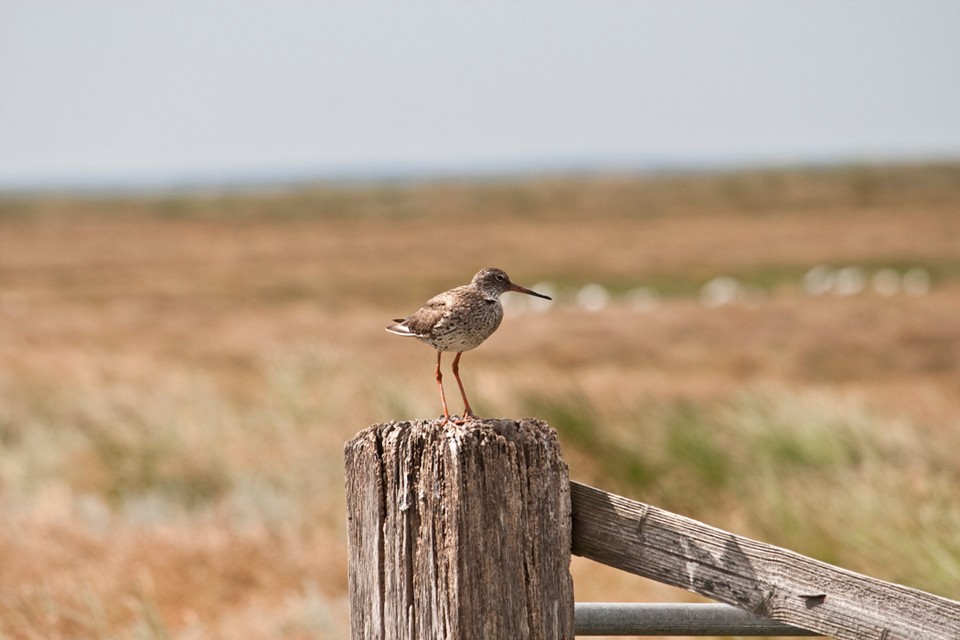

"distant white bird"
[834, 267, 865, 296]
[902, 268, 931, 296]
[576, 284, 610, 312]
[700, 276, 741, 307]
[804, 265, 834, 296]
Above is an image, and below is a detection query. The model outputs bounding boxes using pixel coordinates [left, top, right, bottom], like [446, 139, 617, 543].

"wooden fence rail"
[571, 481, 960, 639]
[344, 418, 960, 639]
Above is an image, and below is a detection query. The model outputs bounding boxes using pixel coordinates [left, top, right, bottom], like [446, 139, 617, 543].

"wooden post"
[344, 418, 574, 640]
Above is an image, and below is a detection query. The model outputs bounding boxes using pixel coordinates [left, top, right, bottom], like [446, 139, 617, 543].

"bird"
[386, 268, 552, 423]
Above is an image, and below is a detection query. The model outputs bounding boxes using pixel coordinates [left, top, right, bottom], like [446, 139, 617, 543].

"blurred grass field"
[1, 163, 959, 639]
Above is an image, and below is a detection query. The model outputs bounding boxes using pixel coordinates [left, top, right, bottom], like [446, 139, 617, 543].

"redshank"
[386, 268, 552, 423]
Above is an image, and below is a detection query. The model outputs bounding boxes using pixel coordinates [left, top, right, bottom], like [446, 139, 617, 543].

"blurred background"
[2, 2, 959, 638]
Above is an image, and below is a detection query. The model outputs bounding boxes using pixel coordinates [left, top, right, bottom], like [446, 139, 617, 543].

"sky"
[1, 1, 960, 189]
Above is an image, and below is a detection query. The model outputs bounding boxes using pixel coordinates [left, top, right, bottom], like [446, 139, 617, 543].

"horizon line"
[2, 152, 959, 197]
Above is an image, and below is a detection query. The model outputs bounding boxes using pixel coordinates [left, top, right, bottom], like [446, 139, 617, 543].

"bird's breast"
[423, 299, 503, 352]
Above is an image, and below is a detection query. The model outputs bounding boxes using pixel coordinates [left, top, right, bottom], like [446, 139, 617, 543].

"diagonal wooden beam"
[571, 481, 960, 640]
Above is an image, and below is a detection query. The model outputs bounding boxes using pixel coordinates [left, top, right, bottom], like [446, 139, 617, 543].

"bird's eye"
[496, 274, 505, 281]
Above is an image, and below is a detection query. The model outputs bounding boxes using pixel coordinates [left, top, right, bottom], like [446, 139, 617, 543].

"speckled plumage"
[386, 268, 551, 422]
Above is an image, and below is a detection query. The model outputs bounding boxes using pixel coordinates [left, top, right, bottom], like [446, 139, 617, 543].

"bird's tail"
[385, 320, 419, 337]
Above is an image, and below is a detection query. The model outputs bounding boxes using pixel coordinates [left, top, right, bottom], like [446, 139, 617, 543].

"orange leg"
[451, 351, 475, 418]
[435, 351, 452, 422]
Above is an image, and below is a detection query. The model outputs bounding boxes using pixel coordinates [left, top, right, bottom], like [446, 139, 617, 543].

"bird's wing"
[400, 289, 460, 337]
[403, 297, 450, 336]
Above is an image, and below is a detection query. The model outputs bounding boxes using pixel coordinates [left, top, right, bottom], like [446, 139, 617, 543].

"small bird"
[386, 268, 552, 423]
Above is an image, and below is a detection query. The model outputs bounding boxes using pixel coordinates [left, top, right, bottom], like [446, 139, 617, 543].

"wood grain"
[345, 419, 574, 640]
[571, 481, 960, 640]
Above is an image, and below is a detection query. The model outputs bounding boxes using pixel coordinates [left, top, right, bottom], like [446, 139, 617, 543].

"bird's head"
[473, 268, 552, 300]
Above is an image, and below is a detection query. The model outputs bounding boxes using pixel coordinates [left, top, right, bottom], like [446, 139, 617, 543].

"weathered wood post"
[344, 418, 574, 640]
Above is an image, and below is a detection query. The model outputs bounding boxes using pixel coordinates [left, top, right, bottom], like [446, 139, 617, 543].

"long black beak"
[508, 282, 552, 300]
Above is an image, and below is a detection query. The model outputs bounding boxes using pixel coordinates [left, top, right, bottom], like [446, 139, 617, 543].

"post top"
[345, 417, 559, 453]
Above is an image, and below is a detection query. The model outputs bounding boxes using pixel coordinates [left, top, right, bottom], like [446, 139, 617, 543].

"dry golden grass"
[1, 164, 959, 638]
